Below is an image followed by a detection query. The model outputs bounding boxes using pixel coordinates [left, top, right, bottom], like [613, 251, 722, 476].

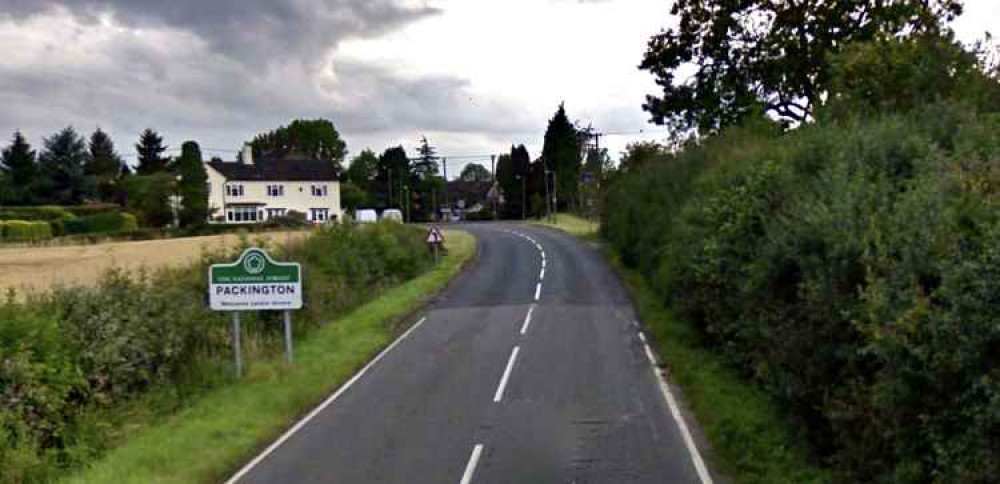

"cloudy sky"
[1, 0, 997, 176]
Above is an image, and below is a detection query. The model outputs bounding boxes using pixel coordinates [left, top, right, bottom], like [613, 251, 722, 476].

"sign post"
[210, 248, 303, 376]
[426, 225, 445, 263]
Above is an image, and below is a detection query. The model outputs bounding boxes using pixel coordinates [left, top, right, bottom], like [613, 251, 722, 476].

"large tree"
[1, 131, 38, 204]
[135, 128, 169, 175]
[250, 119, 348, 171]
[497, 145, 531, 219]
[375, 146, 411, 209]
[640, 0, 963, 134]
[39, 127, 89, 204]
[345, 149, 378, 193]
[176, 141, 209, 227]
[86, 128, 125, 201]
[459, 163, 491, 182]
[541, 103, 582, 212]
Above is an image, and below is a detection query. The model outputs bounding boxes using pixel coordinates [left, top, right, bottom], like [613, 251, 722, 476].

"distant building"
[205, 145, 342, 224]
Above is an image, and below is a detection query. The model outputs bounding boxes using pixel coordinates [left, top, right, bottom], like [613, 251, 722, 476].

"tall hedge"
[603, 104, 1000, 482]
[1, 220, 53, 242]
[63, 212, 138, 235]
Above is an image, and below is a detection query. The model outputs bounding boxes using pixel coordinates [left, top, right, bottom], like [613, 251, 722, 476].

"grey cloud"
[0, 0, 440, 66]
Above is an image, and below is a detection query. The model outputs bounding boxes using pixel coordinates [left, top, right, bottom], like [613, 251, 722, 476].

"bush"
[63, 212, 139, 235]
[1, 220, 53, 242]
[0, 206, 75, 222]
[603, 103, 1000, 482]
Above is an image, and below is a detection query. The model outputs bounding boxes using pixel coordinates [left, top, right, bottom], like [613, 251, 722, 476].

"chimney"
[241, 144, 254, 165]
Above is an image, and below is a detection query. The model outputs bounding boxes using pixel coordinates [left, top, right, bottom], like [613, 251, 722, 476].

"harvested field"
[0, 230, 310, 297]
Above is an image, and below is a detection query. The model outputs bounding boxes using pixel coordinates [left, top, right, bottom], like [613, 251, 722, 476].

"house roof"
[207, 156, 339, 182]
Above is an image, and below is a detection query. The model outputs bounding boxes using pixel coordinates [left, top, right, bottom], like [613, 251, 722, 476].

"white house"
[205, 145, 342, 224]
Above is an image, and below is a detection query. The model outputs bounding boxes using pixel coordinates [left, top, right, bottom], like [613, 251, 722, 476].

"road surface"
[229, 223, 711, 484]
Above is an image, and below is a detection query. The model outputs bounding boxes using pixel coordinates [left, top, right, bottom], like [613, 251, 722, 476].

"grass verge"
[531, 212, 598, 239]
[64, 229, 476, 484]
[608, 251, 830, 484]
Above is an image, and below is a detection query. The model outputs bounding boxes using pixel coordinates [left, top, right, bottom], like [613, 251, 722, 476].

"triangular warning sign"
[427, 225, 444, 244]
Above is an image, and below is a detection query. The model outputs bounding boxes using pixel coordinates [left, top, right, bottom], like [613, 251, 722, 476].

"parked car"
[355, 209, 378, 224]
[381, 209, 404, 223]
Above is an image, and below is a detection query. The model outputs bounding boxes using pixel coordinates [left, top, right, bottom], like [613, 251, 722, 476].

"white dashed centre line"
[459, 444, 485, 484]
[493, 346, 520, 403]
[534, 282, 542, 301]
[520, 304, 536, 335]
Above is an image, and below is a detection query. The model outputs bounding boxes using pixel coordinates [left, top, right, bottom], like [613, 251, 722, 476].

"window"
[266, 208, 287, 219]
[311, 184, 328, 197]
[226, 184, 244, 197]
[206, 182, 211, 197]
[267, 184, 284, 197]
[227, 206, 259, 223]
[310, 208, 330, 223]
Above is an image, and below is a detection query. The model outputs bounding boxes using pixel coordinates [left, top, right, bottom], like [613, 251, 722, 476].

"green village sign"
[210, 248, 302, 310]
[209, 248, 302, 376]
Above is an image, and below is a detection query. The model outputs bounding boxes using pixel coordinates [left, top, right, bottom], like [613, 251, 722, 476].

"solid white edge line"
[639, 335, 714, 484]
[225, 316, 430, 484]
[493, 346, 520, 403]
[459, 444, 485, 484]
[539, 268, 546, 281]
[534, 282, 542, 301]
[520, 304, 535, 335]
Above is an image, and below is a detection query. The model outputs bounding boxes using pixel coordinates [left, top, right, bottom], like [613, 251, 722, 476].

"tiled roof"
[207, 156, 339, 182]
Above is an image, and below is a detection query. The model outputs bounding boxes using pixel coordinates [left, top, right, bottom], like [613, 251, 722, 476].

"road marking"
[539, 268, 545, 281]
[459, 444, 485, 484]
[534, 282, 542, 301]
[224, 317, 430, 484]
[520, 304, 535, 335]
[638, 333, 714, 484]
[493, 346, 520, 403]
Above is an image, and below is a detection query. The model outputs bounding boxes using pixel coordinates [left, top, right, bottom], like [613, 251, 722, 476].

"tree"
[124, 173, 174, 228]
[495, 153, 513, 218]
[1, 131, 38, 204]
[541, 103, 582, 211]
[339, 181, 369, 214]
[375, 146, 411, 208]
[250, 119, 348, 171]
[640, 0, 963, 134]
[86, 128, 125, 201]
[176, 141, 209, 227]
[135, 128, 169, 175]
[412, 136, 440, 179]
[460, 163, 491, 182]
[345, 149, 378, 193]
[619, 141, 667, 173]
[39, 126, 89, 204]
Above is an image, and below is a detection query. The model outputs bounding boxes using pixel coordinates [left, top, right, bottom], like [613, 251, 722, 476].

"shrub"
[63, 212, 139, 235]
[1, 220, 53, 242]
[0, 206, 74, 222]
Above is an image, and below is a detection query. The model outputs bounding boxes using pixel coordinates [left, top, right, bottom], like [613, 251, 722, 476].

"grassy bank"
[531, 213, 598, 239]
[610, 253, 829, 484]
[64, 229, 475, 484]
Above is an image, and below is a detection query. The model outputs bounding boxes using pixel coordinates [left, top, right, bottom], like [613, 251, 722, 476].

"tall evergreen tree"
[176, 141, 209, 227]
[39, 127, 88, 204]
[1, 131, 38, 204]
[86, 128, 125, 201]
[541, 103, 582, 211]
[135, 128, 168, 175]
[413, 136, 440, 179]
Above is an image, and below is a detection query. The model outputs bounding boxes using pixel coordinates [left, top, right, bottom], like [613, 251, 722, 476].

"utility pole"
[442, 157, 450, 216]
[491, 154, 497, 221]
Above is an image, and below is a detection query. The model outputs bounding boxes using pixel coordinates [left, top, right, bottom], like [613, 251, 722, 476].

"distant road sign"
[209, 248, 302, 311]
[427, 225, 444, 244]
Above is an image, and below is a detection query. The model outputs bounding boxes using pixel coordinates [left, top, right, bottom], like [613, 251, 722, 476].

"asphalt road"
[230, 223, 710, 484]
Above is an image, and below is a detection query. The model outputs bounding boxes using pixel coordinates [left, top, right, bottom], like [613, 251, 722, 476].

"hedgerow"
[603, 37, 1000, 483]
[0, 222, 432, 481]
